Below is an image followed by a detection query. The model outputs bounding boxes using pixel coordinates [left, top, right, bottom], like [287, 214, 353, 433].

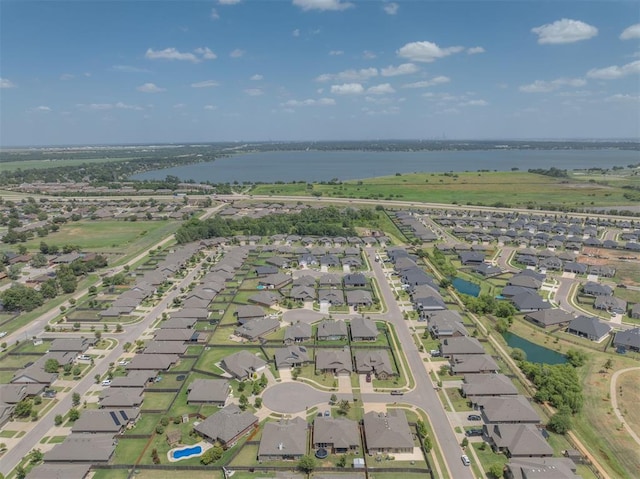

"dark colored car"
[465, 429, 483, 437]
[467, 414, 482, 421]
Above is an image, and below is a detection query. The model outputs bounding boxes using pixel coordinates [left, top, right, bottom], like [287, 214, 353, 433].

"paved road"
[495, 246, 519, 273]
[262, 382, 332, 413]
[0, 257, 208, 475]
[364, 247, 472, 479]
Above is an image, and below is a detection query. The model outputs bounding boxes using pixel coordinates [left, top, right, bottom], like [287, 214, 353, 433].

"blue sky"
[1, 0, 639, 146]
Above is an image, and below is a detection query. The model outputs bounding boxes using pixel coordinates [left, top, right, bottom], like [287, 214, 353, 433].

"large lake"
[131, 149, 638, 183]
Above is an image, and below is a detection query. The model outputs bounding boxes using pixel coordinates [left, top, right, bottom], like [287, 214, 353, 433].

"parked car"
[101, 380, 112, 386]
[461, 455, 471, 466]
[465, 429, 483, 437]
[323, 410, 330, 417]
[0, 332, 7, 338]
[467, 414, 482, 421]
[365, 373, 372, 383]
[390, 390, 404, 396]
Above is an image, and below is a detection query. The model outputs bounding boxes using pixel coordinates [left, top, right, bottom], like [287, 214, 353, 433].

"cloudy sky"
[1, 0, 639, 146]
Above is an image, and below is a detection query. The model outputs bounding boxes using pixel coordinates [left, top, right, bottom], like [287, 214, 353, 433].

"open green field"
[0, 156, 135, 172]
[22, 219, 179, 255]
[614, 369, 640, 446]
[250, 171, 640, 209]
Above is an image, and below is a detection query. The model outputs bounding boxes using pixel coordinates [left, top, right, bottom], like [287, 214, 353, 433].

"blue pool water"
[452, 277, 480, 297]
[171, 445, 203, 460]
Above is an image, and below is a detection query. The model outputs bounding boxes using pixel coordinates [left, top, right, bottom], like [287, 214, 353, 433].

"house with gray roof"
[258, 417, 308, 461]
[313, 417, 360, 453]
[289, 285, 316, 302]
[11, 363, 58, 386]
[284, 322, 312, 344]
[99, 387, 144, 409]
[71, 408, 139, 434]
[274, 345, 311, 369]
[187, 379, 230, 406]
[461, 374, 518, 398]
[194, 404, 258, 448]
[484, 423, 553, 458]
[451, 354, 499, 375]
[170, 308, 209, 320]
[26, 464, 91, 479]
[293, 275, 317, 287]
[524, 309, 574, 329]
[142, 341, 188, 356]
[249, 291, 281, 307]
[235, 317, 280, 341]
[427, 310, 468, 338]
[221, 350, 268, 380]
[440, 336, 485, 357]
[153, 328, 200, 342]
[588, 265, 616, 277]
[563, 262, 588, 274]
[613, 327, 640, 352]
[316, 348, 352, 375]
[567, 316, 612, 342]
[583, 281, 613, 296]
[318, 289, 345, 306]
[317, 319, 348, 341]
[126, 354, 178, 371]
[594, 296, 627, 314]
[235, 305, 265, 324]
[459, 251, 485, 265]
[476, 395, 541, 424]
[363, 410, 414, 454]
[507, 274, 542, 290]
[343, 273, 367, 288]
[345, 290, 373, 308]
[259, 272, 292, 289]
[110, 370, 156, 388]
[159, 317, 198, 329]
[509, 290, 551, 313]
[354, 350, 395, 379]
[49, 338, 94, 353]
[505, 457, 581, 479]
[350, 317, 379, 341]
[44, 433, 117, 463]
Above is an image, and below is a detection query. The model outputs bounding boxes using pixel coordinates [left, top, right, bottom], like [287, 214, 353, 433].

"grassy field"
[23, 219, 179, 255]
[0, 156, 135, 172]
[250, 171, 640, 209]
[616, 369, 640, 440]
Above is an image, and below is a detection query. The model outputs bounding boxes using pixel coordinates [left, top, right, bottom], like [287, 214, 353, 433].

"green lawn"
[111, 438, 148, 464]
[445, 387, 472, 411]
[142, 391, 177, 411]
[471, 442, 508, 478]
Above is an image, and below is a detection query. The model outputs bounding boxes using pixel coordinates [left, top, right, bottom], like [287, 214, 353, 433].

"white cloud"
[531, 19, 598, 44]
[244, 88, 263, 96]
[115, 102, 143, 110]
[467, 46, 485, 55]
[330, 83, 365, 95]
[60, 73, 75, 80]
[1, 78, 16, 88]
[77, 102, 143, 111]
[30, 106, 51, 112]
[329, 50, 344, 56]
[250, 74, 263, 81]
[397, 41, 464, 62]
[137, 83, 166, 93]
[282, 97, 336, 107]
[383, 2, 399, 15]
[460, 99, 488, 106]
[363, 50, 377, 59]
[381, 63, 419, 77]
[402, 76, 450, 88]
[230, 48, 245, 58]
[620, 23, 640, 40]
[316, 67, 378, 82]
[173, 103, 186, 109]
[195, 47, 217, 60]
[191, 80, 219, 88]
[366, 83, 395, 95]
[145, 47, 199, 62]
[587, 60, 640, 80]
[112, 65, 151, 73]
[204, 105, 218, 110]
[219, 0, 241, 4]
[211, 8, 220, 19]
[292, 29, 300, 37]
[605, 93, 640, 103]
[292, 0, 354, 12]
[519, 77, 586, 93]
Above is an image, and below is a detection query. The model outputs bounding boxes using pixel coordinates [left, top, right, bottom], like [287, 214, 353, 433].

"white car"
[461, 455, 471, 466]
[118, 360, 130, 366]
[101, 380, 112, 386]
[0, 332, 7, 338]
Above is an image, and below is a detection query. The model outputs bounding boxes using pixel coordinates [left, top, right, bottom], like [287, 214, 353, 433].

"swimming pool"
[171, 444, 203, 460]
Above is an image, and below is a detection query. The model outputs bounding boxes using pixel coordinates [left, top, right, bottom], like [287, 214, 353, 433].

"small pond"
[502, 332, 566, 365]
[452, 277, 480, 297]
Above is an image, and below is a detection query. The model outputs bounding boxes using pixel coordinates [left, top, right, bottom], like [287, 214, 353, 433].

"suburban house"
[440, 336, 485, 357]
[186, 379, 230, 406]
[524, 309, 574, 329]
[259, 272, 292, 289]
[318, 289, 345, 306]
[594, 296, 627, 314]
[317, 319, 348, 341]
[613, 327, 640, 352]
[343, 273, 367, 288]
[109, 371, 156, 388]
[313, 417, 360, 453]
[220, 350, 268, 380]
[461, 374, 518, 399]
[126, 354, 178, 371]
[274, 345, 311, 369]
[566, 316, 612, 342]
[235, 305, 265, 324]
[71, 408, 140, 434]
[234, 317, 280, 341]
[353, 350, 395, 380]
[258, 417, 308, 461]
[289, 285, 316, 302]
[315, 348, 352, 375]
[345, 290, 374, 308]
[99, 388, 144, 409]
[507, 274, 542, 290]
[142, 341, 188, 356]
[153, 328, 201, 342]
[411, 285, 447, 313]
[194, 404, 258, 448]
[284, 322, 313, 344]
[159, 317, 198, 329]
[427, 310, 468, 338]
[363, 410, 414, 454]
[350, 317, 379, 341]
[505, 457, 581, 479]
[43, 433, 117, 463]
[508, 290, 551, 313]
[476, 395, 541, 424]
[249, 291, 281, 308]
[48, 337, 95, 353]
[26, 464, 91, 479]
[11, 363, 58, 386]
[582, 281, 613, 296]
[631, 304, 640, 320]
[450, 354, 500, 375]
[484, 423, 553, 458]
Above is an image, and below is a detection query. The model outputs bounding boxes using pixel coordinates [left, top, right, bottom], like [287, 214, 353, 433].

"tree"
[15, 466, 26, 479]
[30, 253, 48, 268]
[116, 323, 123, 333]
[14, 399, 32, 418]
[200, 444, 223, 464]
[94, 330, 102, 341]
[330, 393, 338, 405]
[239, 394, 249, 410]
[488, 463, 504, 479]
[54, 414, 63, 426]
[29, 448, 43, 464]
[565, 349, 587, 368]
[416, 419, 428, 438]
[73, 365, 81, 377]
[510, 348, 527, 362]
[72, 392, 81, 407]
[337, 454, 347, 467]
[338, 399, 351, 415]
[603, 358, 614, 372]
[297, 455, 316, 474]
[44, 358, 60, 373]
[68, 408, 80, 422]
[461, 437, 469, 448]
[254, 397, 262, 408]
[547, 406, 572, 434]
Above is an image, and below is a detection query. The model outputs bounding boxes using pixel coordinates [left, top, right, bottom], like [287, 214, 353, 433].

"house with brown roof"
[258, 417, 308, 461]
[450, 354, 499, 375]
[194, 404, 258, 448]
[476, 395, 541, 424]
[220, 350, 268, 380]
[349, 317, 379, 341]
[461, 374, 518, 399]
[363, 410, 414, 454]
[99, 387, 144, 409]
[353, 350, 395, 380]
[315, 348, 352, 375]
[187, 379, 230, 406]
[71, 408, 140, 434]
[484, 423, 553, 458]
[313, 417, 360, 453]
[43, 433, 117, 463]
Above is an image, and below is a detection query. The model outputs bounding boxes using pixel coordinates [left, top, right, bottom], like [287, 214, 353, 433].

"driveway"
[262, 382, 331, 413]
